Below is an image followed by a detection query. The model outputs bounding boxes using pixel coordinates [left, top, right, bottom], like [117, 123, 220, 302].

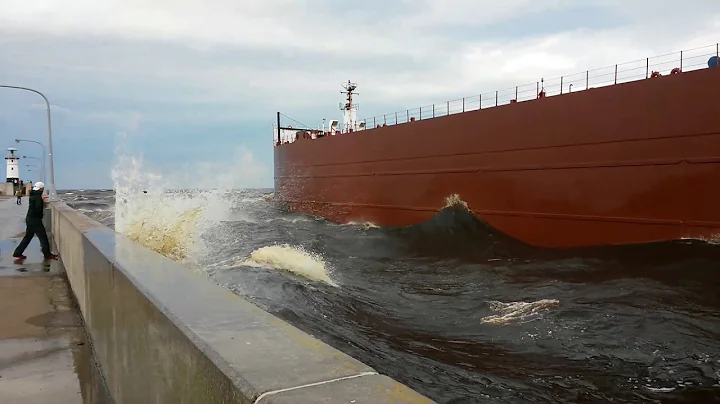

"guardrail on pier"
[362, 43, 719, 128]
[49, 201, 435, 403]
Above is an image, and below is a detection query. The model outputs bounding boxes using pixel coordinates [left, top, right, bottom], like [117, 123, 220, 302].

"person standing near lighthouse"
[12, 181, 59, 260]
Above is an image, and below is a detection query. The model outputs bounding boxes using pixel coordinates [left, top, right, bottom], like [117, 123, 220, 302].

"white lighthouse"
[5, 147, 20, 186]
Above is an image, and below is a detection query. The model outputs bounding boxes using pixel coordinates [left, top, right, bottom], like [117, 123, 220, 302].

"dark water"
[63, 189, 720, 403]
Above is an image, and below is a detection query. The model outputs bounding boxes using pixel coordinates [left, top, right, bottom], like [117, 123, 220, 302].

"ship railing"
[274, 111, 321, 145]
[275, 126, 315, 145]
[361, 43, 720, 129]
[275, 116, 362, 145]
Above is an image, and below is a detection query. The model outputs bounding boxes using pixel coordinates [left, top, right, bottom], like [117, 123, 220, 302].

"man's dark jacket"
[26, 189, 45, 221]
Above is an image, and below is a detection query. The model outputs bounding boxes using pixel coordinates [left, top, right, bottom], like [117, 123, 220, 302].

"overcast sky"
[1, 1, 718, 189]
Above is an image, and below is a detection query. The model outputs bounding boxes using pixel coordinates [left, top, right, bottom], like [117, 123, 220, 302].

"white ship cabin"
[275, 81, 367, 145]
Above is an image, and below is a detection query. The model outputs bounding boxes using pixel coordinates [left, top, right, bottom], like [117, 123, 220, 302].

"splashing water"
[108, 146, 335, 286]
[481, 299, 560, 325]
[345, 221, 379, 230]
[110, 153, 234, 264]
[444, 193, 468, 209]
[241, 244, 338, 287]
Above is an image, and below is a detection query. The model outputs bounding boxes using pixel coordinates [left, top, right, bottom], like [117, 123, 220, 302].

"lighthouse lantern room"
[6, 147, 20, 185]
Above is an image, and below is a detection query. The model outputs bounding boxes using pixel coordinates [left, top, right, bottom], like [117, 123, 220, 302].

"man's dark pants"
[13, 218, 51, 257]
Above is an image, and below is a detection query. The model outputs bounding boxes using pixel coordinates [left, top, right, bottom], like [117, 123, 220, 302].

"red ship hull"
[274, 68, 720, 248]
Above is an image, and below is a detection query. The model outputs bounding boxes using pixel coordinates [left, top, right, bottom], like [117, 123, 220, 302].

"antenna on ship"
[339, 80, 359, 133]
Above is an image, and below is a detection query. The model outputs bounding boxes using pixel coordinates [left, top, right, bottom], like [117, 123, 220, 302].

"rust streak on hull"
[274, 68, 720, 248]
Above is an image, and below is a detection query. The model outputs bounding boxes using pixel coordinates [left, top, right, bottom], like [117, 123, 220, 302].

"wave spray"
[110, 141, 267, 266]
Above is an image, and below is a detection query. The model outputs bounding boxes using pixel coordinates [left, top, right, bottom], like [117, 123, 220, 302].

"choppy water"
[63, 188, 720, 403]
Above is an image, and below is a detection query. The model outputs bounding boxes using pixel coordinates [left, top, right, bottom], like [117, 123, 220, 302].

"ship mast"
[340, 80, 359, 133]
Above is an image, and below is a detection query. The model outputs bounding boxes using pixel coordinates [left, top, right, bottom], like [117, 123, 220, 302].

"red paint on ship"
[274, 65, 720, 248]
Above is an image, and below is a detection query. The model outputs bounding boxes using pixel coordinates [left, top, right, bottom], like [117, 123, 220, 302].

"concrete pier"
[0, 183, 14, 197]
[0, 197, 111, 403]
[1, 194, 434, 403]
[50, 200, 435, 403]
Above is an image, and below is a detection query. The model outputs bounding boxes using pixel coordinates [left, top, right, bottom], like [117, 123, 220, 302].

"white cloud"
[81, 111, 144, 133]
[0, 0, 718, 188]
[29, 103, 71, 114]
[187, 146, 271, 190]
[1, 1, 717, 115]
[389, 0, 568, 28]
[0, 0, 422, 56]
[129, 145, 272, 190]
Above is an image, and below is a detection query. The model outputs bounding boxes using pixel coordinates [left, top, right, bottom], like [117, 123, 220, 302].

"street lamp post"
[15, 139, 46, 190]
[22, 156, 44, 183]
[25, 164, 40, 181]
[1, 85, 56, 200]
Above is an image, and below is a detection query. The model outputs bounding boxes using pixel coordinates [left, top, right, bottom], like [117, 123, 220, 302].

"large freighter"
[273, 44, 720, 248]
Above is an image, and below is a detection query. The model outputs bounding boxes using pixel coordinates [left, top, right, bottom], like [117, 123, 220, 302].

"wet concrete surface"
[0, 197, 112, 404]
[0, 196, 25, 241]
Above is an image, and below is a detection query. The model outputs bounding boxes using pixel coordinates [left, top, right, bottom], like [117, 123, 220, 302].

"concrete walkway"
[0, 197, 110, 404]
[0, 196, 26, 240]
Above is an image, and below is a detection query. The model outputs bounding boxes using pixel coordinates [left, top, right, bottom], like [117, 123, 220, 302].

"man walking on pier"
[12, 182, 59, 260]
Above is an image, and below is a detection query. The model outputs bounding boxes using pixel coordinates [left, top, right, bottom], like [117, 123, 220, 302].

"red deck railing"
[361, 43, 719, 129]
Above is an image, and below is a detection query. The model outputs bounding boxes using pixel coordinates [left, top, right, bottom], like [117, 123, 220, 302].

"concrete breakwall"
[0, 183, 14, 196]
[49, 201, 435, 404]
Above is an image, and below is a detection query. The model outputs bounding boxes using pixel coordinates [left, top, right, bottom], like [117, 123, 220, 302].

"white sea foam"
[241, 244, 338, 287]
[481, 299, 560, 325]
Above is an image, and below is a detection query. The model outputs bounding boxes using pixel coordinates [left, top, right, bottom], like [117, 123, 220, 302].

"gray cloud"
[0, 1, 718, 188]
[1, 2, 717, 115]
